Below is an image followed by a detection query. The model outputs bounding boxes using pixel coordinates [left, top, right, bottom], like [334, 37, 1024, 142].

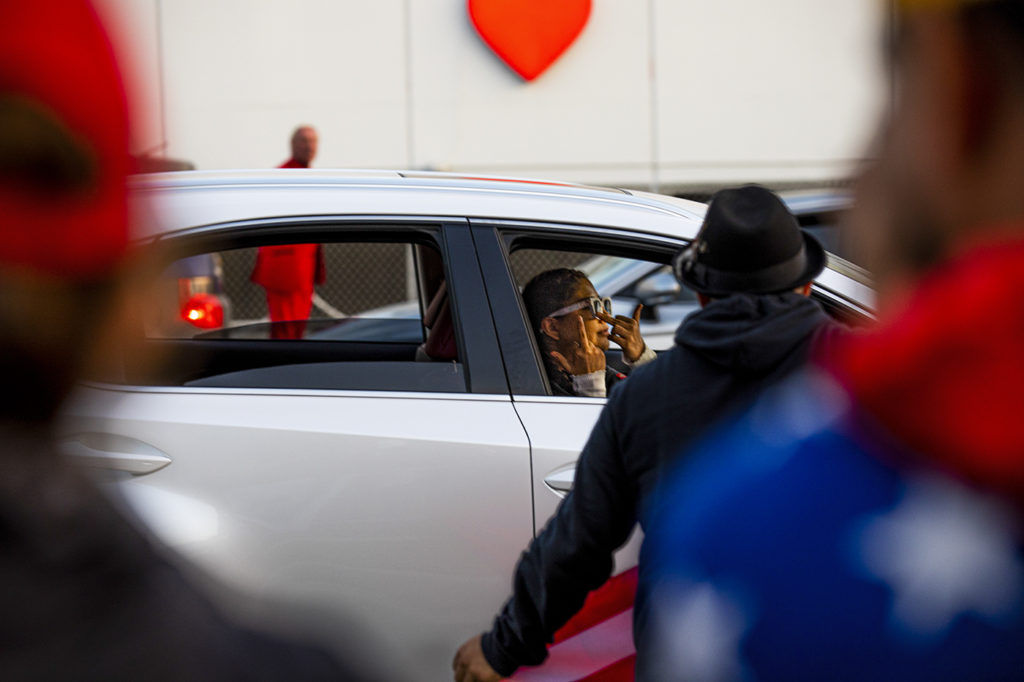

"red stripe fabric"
[553, 567, 637, 644]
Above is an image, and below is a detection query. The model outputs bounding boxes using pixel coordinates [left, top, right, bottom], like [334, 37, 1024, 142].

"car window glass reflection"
[128, 239, 464, 391]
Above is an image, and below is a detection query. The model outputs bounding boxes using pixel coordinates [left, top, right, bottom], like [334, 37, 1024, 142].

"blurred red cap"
[0, 0, 132, 279]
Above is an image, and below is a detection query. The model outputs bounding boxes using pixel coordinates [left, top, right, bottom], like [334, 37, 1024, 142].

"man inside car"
[522, 268, 655, 397]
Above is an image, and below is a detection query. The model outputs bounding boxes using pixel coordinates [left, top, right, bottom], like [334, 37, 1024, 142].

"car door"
[59, 218, 532, 679]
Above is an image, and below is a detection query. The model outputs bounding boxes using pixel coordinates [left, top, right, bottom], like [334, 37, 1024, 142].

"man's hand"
[550, 315, 605, 376]
[453, 635, 503, 682]
[598, 303, 645, 362]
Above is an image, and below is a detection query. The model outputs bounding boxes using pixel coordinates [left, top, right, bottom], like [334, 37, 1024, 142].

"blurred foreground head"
[0, 0, 133, 424]
[856, 0, 1024, 291]
[834, 0, 1024, 508]
[642, 5, 1024, 678]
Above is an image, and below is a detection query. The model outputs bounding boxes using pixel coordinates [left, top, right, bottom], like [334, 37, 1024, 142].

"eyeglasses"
[545, 296, 612, 319]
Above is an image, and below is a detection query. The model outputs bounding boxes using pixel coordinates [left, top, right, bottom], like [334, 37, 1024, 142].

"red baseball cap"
[0, 0, 132, 279]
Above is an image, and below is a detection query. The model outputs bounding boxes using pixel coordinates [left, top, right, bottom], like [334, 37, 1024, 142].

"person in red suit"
[252, 124, 324, 338]
[251, 242, 326, 338]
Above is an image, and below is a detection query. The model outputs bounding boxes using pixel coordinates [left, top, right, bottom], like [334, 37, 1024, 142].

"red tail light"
[181, 293, 224, 329]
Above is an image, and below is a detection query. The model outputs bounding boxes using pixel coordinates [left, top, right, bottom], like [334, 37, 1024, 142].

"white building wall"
[96, 0, 886, 191]
[654, 0, 885, 186]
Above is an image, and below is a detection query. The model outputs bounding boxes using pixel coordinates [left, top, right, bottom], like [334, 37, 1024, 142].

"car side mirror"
[633, 271, 681, 316]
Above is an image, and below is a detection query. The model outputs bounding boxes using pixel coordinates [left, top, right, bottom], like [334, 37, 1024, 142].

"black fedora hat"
[672, 185, 826, 296]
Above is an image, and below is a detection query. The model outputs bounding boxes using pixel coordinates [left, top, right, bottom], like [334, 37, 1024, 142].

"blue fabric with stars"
[640, 371, 1024, 682]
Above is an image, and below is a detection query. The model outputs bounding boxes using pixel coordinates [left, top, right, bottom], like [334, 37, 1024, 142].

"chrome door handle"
[543, 464, 575, 496]
[61, 434, 172, 475]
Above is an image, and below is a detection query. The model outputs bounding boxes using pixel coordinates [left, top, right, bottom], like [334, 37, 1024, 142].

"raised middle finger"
[574, 314, 594, 349]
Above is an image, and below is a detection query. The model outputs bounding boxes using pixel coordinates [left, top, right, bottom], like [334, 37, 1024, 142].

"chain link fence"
[508, 250, 591, 288]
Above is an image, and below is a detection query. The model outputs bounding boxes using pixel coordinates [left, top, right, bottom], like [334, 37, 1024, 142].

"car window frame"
[470, 219, 686, 397]
[111, 216, 510, 395]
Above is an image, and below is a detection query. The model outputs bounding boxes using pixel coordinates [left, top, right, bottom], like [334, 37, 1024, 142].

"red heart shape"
[468, 0, 592, 81]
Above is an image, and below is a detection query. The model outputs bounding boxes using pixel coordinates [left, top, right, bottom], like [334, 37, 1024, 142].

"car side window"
[114, 235, 467, 393]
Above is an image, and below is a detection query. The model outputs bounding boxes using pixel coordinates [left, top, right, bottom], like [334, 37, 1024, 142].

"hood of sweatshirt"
[675, 292, 830, 374]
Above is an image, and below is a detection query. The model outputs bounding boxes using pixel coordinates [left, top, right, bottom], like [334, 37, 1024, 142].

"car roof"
[130, 169, 874, 313]
[129, 169, 708, 243]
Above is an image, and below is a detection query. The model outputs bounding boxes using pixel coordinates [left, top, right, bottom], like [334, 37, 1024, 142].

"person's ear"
[697, 293, 711, 308]
[796, 282, 812, 296]
[539, 316, 561, 340]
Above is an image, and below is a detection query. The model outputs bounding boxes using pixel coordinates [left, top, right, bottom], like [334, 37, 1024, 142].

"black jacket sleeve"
[479, 387, 639, 676]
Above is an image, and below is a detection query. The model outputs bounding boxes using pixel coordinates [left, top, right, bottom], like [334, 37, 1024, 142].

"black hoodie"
[481, 292, 835, 677]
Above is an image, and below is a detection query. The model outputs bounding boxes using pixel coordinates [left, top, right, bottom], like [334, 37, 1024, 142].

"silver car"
[59, 170, 873, 679]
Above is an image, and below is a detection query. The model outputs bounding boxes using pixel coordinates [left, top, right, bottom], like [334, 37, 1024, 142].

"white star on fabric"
[649, 580, 749, 682]
[748, 369, 850, 469]
[854, 473, 1024, 638]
